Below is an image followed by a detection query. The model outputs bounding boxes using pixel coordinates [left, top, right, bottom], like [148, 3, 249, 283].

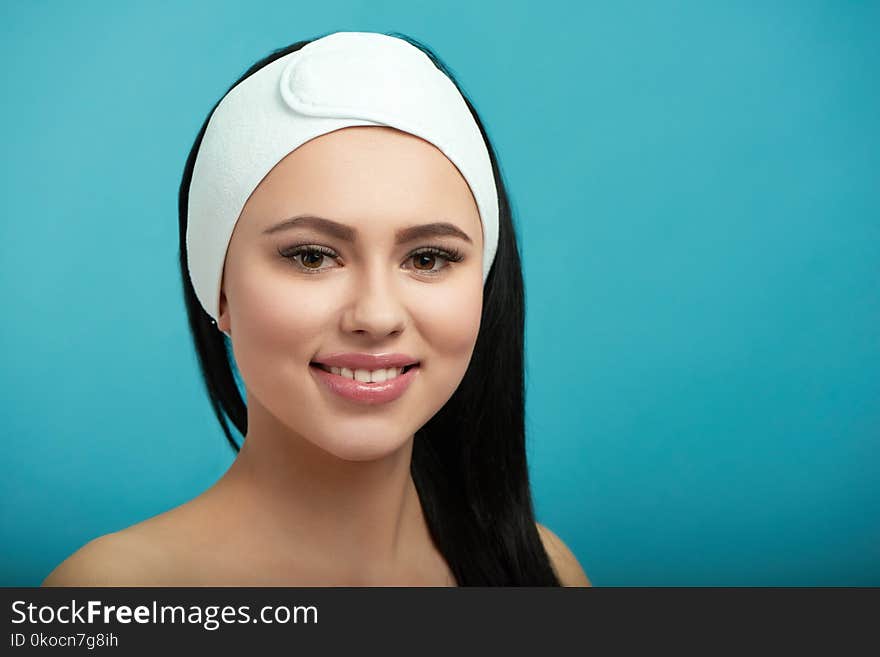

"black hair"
[177, 30, 561, 586]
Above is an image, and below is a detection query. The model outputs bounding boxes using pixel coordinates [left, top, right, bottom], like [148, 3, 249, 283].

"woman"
[43, 30, 590, 587]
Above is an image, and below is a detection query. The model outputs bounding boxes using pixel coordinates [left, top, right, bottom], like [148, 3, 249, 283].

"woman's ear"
[217, 290, 232, 337]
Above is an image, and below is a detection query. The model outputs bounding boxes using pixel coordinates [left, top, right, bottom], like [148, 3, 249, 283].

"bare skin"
[42, 126, 590, 587]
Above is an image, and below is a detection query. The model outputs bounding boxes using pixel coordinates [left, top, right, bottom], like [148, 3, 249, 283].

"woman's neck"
[207, 397, 433, 583]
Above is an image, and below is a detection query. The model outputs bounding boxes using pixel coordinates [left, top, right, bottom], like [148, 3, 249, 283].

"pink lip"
[311, 352, 419, 370]
[309, 363, 420, 405]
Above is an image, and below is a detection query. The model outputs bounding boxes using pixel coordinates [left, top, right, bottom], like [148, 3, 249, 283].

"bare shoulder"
[41, 529, 168, 587]
[536, 522, 592, 587]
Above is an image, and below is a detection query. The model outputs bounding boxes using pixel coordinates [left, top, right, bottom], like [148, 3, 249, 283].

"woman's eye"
[411, 252, 440, 272]
[280, 246, 339, 273]
[300, 251, 326, 270]
[406, 247, 465, 275]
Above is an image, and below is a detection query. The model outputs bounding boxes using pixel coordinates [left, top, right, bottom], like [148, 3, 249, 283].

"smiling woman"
[42, 30, 590, 587]
[215, 125, 486, 467]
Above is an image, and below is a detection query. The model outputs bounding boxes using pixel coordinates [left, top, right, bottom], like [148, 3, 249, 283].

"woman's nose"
[341, 265, 407, 337]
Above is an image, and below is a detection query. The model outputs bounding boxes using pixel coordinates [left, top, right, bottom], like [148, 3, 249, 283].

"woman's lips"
[309, 363, 420, 405]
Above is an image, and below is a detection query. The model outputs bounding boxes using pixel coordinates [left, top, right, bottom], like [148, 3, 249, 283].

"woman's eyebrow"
[262, 214, 473, 244]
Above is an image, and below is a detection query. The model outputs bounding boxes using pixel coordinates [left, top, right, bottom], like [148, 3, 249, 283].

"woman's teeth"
[315, 364, 413, 382]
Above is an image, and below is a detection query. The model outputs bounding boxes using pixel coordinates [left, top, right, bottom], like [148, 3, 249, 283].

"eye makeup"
[276, 243, 465, 276]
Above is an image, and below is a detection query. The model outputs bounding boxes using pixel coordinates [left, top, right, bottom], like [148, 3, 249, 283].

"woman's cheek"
[238, 260, 332, 337]
[416, 277, 483, 382]
[230, 267, 330, 391]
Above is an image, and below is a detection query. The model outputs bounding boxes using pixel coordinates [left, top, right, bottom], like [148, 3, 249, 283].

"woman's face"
[217, 126, 484, 461]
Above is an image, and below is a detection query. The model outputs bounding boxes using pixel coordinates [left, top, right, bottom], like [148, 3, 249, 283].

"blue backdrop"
[1, 1, 877, 586]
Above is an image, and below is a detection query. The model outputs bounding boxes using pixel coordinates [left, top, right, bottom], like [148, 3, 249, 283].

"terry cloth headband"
[186, 30, 500, 322]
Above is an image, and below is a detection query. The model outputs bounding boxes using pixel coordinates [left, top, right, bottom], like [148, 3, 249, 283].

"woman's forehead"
[237, 126, 482, 243]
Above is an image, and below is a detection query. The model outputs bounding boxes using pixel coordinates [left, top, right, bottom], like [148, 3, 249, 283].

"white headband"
[186, 30, 499, 322]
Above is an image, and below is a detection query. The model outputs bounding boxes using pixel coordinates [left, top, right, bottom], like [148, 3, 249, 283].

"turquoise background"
[1, 1, 877, 586]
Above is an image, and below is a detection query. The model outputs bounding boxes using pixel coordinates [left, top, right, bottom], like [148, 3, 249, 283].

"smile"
[311, 363, 417, 382]
[309, 362, 420, 405]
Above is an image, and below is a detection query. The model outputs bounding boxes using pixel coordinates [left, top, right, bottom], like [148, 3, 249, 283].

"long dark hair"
[177, 30, 560, 586]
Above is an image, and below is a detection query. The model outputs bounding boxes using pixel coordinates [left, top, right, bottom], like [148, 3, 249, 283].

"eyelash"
[277, 243, 465, 276]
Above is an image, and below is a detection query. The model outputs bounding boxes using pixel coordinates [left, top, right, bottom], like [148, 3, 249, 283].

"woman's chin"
[313, 433, 414, 463]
